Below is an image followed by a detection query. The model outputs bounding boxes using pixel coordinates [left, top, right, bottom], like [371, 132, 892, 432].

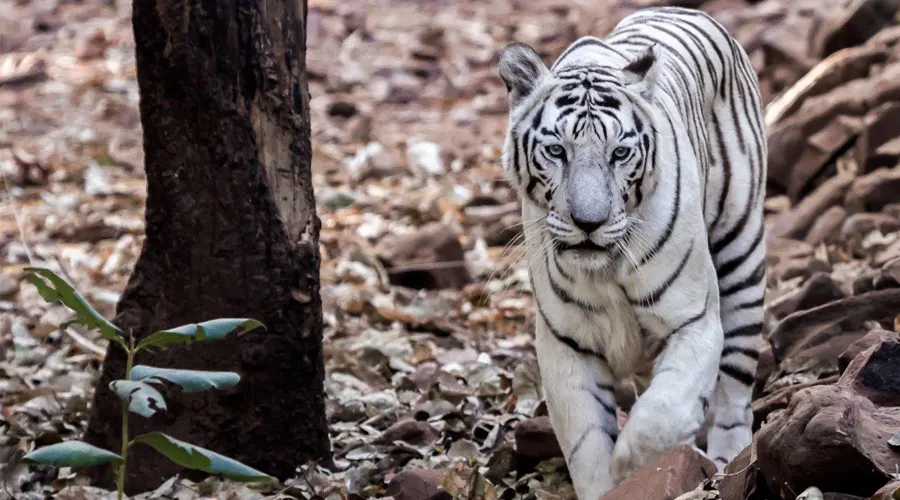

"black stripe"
[720, 260, 765, 299]
[630, 241, 693, 306]
[553, 37, 607, 70]
[732, 296, 764, 310]
[714, 420, 747, 431]
[636, 114, 679, 267]
[724, 322, 762, 339]
[721, 345, 760, 360]
[715, 222, 764, 278]
[719, 363, 755, 386]
[546, 254, 603, 312]
[671, 291, 709, 333]
[535, 297, 606, 361]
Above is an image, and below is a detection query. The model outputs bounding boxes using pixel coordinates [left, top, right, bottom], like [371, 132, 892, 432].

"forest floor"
[3, 0, 900, 499]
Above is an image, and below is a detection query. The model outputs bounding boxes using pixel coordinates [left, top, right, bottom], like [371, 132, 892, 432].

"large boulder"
[755, 333, 900, 498]
[599, 445, 715, 500]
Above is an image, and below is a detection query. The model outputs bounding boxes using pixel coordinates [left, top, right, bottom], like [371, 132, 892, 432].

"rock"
[871, 482, 900, 500]
[0, 272, 19, 298]
[386, 468, 446, 500]
[375, 418, 439, 446]
[755, 333, 900, 498]
[856, 102, 900, 173]
[845, 168, 900, 214]
[839, 213, 900, 241]
[718, 446, 773, 500]
[838, 329, 893, 374]
[406, 139, 445, 176]
[771, 174, 854, 239]
[768, 288, 900, 366]
[805, 206, 847, 245]
[598, 445, 716, 500]
[514, 416, 563, 465]
[767, 272, 847, 319]
[375, 223, 472, 290]
[766, 237, 828, 284]
[815, 0, 900, 57]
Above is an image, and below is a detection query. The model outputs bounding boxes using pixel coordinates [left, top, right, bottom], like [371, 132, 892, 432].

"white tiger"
[498, 6, 766, 498]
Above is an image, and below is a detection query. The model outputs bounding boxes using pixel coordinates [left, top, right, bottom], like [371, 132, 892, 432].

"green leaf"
[109, 379, 167, 418]
[130, 365, 240, 393]
[23, 441, 123, 467]
[131, 432, 273, 482]
[136, 318, 264, 351]
[24, 267, 125, 347]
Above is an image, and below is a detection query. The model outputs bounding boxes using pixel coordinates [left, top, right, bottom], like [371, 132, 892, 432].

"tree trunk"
[83, 0, 329, 494]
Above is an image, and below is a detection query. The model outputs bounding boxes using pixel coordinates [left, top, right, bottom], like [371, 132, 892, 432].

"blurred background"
[2, 0, 900, 498]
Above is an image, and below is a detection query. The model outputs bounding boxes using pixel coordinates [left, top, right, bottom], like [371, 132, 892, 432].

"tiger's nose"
[572, 216, 605, 234]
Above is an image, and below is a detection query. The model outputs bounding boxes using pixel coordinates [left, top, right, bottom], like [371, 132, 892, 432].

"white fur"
[500, 6, 767, 498]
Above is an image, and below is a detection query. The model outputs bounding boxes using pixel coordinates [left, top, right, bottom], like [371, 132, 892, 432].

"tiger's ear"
[499, 42, 549, 108]
[622, 44, 663, 98]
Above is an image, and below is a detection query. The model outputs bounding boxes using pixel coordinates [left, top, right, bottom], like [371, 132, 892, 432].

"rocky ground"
[2, 0, 900, 499]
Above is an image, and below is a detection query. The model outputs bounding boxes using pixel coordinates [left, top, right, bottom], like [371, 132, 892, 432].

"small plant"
[20, 267, 273, 499]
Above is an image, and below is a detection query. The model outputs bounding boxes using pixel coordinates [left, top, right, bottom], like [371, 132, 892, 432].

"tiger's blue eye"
[612, 146, 630, 159]
[546, 144, 565, 157]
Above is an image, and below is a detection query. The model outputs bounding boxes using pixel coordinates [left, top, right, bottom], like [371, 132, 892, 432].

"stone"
[856, 102, 900, 174]
[838, 329, 894, 374]
[386, 468, 446, 500]
[765, 237, 829, 284]
[755, 334, 900, 498]
[767, 272, 847, 319]
[406, 139, 445, 176]
[768, 288, 900, 365]
[374, 418, 439, 446]
[374, 223, 472, 290]
[514, 416, 563, 467]
[0, 272, 19, 298]
[871, 482, 900, 500]
[805, 205, 847, 245]
[815, 0, 900, 57]
[718, 446, 773, 500]
[598, 445, 716, 500]
[845, 168, 900, 214]
[770, 174, 854, 239]
[839, 213, 900, 241]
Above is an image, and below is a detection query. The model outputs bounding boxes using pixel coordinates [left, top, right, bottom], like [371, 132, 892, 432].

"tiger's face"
[499, 41, 662, 268]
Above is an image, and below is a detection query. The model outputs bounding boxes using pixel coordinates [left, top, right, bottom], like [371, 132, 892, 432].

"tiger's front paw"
[610, 394, 701, 482]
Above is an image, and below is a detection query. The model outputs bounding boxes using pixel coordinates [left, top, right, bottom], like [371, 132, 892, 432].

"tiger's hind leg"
[706, 222, 766, 470]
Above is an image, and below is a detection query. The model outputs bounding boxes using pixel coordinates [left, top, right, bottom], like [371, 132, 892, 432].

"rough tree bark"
[83, 0, 330, 493]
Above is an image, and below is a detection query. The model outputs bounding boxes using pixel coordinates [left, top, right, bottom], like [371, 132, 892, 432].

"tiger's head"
[498, 40, 664, 269]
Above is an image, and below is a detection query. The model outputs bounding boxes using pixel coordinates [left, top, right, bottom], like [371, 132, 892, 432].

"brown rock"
[718, 446, 774, 500]
[768, 288, 900, 365]
[845, 168, 900, 214]
[599, 445, 716, 500]
[766, 237, 814, 284]
[375, 223, 472, 290]
[805, 205, 847, 245]
[815, 0, 900, 57]
[375, 418, 439, 446]
[755, 334, 900, 498]
[514, 416, 563, 463]
[839, 329, 894, 374]
[856, 102, 900, 174]
[387, 468, 446, 500]
[767, 272, 847, 320]
[770, 174, 854, 239]
[839, 213, 900, 241]
[871, 482, 900, 500]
